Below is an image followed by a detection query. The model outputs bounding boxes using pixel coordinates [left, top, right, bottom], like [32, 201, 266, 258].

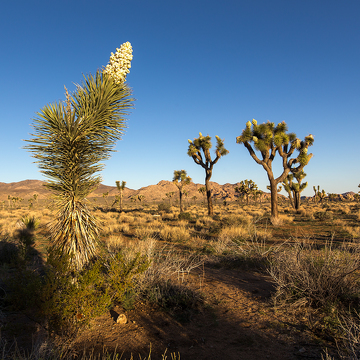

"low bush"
[269, 241, 360, 310]
[157, 202, 171, 213]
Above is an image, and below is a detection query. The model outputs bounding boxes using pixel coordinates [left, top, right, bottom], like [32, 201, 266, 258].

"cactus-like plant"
[114, 180, 126, 212]
[235, 179, 258, 205]
[237, 120, 313, 220]
[283, 170, 307, 210]
[313, 185, 327, 203]
[25, 42, 134, 270]
[188, 133, 228, 216]
[173, 170, 192, 213]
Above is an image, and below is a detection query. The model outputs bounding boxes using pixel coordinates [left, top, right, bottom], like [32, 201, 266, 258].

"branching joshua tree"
[188, 133, 229, 216]
[237, 120, 314, 220]
[25, 42, 134, 270]
[173, 170, 192, 213]
[165, 191, 175, 206]
[283, 170, 307, 210]
[198, 186, 206, 205]
[313, 185, 327, 203]
[114, 180, 126, 212]
[235, 179, 258, 205]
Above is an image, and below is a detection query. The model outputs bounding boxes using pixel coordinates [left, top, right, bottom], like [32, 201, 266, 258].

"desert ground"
[0, 184, 359, 360]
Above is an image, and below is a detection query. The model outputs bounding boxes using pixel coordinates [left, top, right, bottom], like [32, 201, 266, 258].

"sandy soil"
[63, 265, 335, 360]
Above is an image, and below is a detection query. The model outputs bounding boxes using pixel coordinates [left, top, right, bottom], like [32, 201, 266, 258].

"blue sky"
[0, 0, 359, 196]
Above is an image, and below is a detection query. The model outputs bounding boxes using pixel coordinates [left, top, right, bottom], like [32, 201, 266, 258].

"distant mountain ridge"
[0, 180, 355, 203]
[0, 179, 250, 203]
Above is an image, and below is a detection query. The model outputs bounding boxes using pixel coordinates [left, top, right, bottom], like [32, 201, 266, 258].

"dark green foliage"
[0, 240, 20, 265]
[178, 212, 192, 221]
[106, 251, 150, 303]
[157, 202, 171, 213]
[41, 252, 111, 334]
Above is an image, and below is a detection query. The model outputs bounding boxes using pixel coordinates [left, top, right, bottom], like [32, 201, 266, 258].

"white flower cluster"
[103, 42, 133, 84]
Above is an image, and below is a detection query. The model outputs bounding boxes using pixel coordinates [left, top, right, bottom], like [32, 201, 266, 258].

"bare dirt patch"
[63, 265, 333, 360]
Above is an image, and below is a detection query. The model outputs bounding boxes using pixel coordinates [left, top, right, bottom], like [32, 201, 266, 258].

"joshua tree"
[137, 194, 145, 203]
[313, 185, 326, 203]
[188, 133, 229, 216]
[235, 179, 258, 205]
[115, 180, 126, 212]
[282, 170, 307, 210]
[165, 191, 175, 206]
[237, 120, 313, 220]
[102, 191, 109, 207]
[25, 42, 134, 270]
[192, 195, 197, 205]
[198, 186, 206, 205]
[173, 170, 192, 213]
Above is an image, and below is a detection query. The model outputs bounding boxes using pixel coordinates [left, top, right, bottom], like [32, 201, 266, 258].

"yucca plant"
[173, 170, 192, 213]
[25, 42, 134, 270]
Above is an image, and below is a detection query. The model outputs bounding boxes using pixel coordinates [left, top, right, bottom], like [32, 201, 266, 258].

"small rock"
[117, 314, 127, 325]
[299, 347, 306, 353]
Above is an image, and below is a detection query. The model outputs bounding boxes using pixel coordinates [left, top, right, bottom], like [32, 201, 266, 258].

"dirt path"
[71, 266, 334, 359]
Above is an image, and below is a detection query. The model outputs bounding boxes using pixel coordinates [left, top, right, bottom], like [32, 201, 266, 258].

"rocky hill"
[1, 180, 355, 204]
[0, 180, 255, 203]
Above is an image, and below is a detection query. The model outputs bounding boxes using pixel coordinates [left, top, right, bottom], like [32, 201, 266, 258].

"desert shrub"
[218, 225, 248, 242]
[147, 280, 203, 323]
[178, 212, 192, 221]
[270, 214, 294, 226]
[269, 241, 360, 310]
[134, 225, 155, 240]
[343, 226, 360, 241]
[5, 266, 43, 311]
[41, 253, 112, 334]
[314, 210, 333, 221]
[0, 239, 20, 264]
[39, 248, 150, 335]
[157, 202, 171, 213]
[106, 251, 150, 304]
[159, 225, 190, 242]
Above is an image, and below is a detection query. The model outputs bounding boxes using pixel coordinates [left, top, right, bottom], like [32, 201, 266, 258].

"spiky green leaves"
[188, 133, 228, 166]
[25, 52, 135, 270]
[173, 170, 192, 186]
[26, 71, 133, 202]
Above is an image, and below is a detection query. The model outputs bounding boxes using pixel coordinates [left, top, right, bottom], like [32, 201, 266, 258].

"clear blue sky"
[1, 0, 359, 196]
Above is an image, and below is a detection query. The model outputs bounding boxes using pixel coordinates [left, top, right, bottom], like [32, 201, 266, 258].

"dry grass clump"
[343, 226, 360, 241]
[271, 214, 294, 226]
[218, 225, 248, 242]
[196, 216, 215, 227]
[159, 224, 190, 243]
[269, 240, 360, 310]
[297, 206, 315, 220]
[356, 209, 360, 222]
[269, 240, 360, 358]
[0, 336, 180, 360]
[134, 225, 157, 240]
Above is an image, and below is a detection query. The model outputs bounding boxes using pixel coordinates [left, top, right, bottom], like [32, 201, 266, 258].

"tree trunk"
[205, 170, 213, 216]
[287, 190, 294, 209]
[179, 190, 183, 213]
[269, 179, 279, 220]
[294, 191, 300, 210]
[119, 192, 123, 213]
